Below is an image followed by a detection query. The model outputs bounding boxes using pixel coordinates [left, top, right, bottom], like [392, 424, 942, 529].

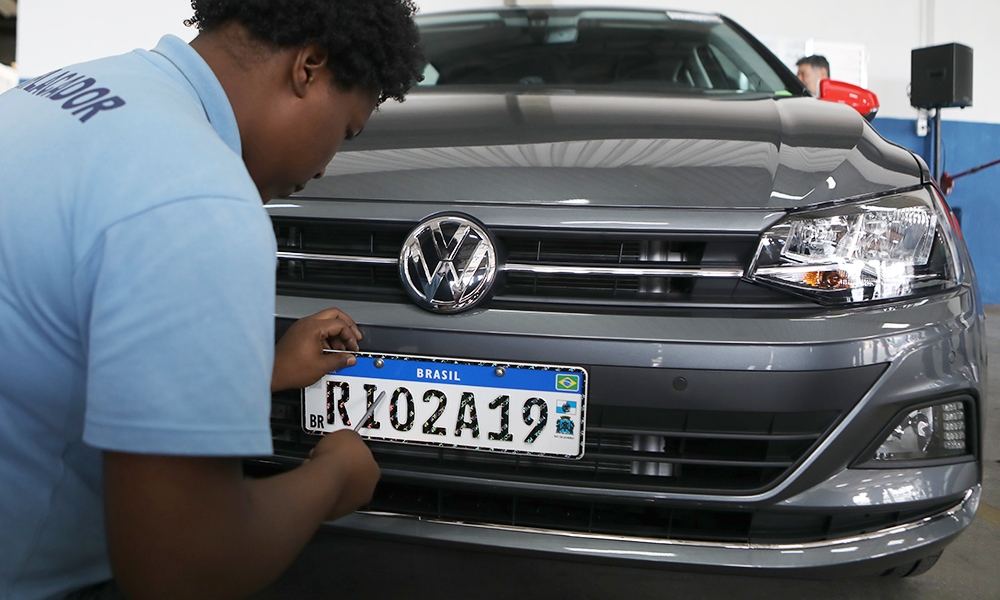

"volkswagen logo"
[399, 213, 499, 313]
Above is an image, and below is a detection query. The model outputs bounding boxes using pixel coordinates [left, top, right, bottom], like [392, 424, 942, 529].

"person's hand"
[103, 430, 380, 599]
[306, 429, 380, 521]
[271, 308, 363, 392]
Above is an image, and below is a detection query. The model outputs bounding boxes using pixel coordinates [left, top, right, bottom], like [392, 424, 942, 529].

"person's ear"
[290, 43, 330, 99]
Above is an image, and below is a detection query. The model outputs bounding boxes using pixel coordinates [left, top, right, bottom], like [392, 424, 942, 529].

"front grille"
[254, 390, 954, 544]
[258, 388, 897, 543]
[269, 389, 838, 495]
[273, 218, 800, 309]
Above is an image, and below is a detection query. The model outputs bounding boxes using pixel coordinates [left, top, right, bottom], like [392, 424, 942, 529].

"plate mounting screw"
[374, 358, 385, 369]
[494, 366, 506, 377]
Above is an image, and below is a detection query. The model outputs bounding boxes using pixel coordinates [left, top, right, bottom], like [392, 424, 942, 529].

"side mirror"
[819, 79, 880, 122]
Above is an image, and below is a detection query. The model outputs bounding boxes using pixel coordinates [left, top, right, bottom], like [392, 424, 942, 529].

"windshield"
[415, 9, 795, 96]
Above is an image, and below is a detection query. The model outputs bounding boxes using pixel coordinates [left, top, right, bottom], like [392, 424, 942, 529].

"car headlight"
[869, 401, 968, 462]
[748, 188, 960, 304]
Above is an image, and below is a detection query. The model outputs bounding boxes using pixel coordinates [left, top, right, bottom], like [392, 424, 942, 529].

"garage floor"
[251, 306, 1000, 600]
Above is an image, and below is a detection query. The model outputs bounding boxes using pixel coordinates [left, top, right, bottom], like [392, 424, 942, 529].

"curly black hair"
[185, 0, 424, 105]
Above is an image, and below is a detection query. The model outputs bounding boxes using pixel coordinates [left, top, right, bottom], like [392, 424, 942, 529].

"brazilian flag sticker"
[555, 373, 581, 392]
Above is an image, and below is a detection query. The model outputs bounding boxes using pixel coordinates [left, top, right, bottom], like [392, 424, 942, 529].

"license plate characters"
[302, 352, 587, 459]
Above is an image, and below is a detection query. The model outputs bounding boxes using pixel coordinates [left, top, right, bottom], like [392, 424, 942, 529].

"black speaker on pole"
[910, 43, 973, 109]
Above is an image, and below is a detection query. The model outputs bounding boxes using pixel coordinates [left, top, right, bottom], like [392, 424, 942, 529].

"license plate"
[302, 352, 587, 459]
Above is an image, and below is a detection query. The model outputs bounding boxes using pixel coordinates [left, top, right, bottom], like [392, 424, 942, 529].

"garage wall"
[15, 0, 195, 75]
[14, 0, 1000, 302]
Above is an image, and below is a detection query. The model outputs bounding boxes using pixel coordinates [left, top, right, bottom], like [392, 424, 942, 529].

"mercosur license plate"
[302, 352, 587, 459]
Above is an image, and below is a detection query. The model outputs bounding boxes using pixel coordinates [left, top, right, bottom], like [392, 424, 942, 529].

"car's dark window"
[416, 9, 790, 95]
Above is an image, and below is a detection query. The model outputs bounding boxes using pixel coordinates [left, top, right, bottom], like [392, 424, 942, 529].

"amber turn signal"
[803, 270, 849, 289]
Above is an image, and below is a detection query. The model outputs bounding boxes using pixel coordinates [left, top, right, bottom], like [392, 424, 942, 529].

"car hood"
[298, 90, 923, 209]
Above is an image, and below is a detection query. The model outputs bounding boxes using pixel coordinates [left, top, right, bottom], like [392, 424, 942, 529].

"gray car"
[251, 5, 985, 578]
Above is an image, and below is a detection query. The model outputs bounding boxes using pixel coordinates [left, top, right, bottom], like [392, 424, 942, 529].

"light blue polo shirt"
[0, 36, 276, 600]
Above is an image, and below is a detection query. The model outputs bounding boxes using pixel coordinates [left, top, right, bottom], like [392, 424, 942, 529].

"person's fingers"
[320, 351, 357, 373]
[273, 313, 366, 392]
[321, 337, 345, 351]
[313, 320, 356, 348]
[308, 307, 343, 320]
[319, 334, 347, 351]
[309, 307, 347, 320]
[335, 312, 362, 341]
[308, 308, 362, 341]
[316, 320, 360, 352]
[324, 320, 360, 352]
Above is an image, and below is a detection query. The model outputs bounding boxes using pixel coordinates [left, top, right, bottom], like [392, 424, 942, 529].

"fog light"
[872, 401, 967, 461]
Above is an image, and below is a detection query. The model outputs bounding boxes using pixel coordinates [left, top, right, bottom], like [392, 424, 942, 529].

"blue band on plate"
[331, 354, 583, 395]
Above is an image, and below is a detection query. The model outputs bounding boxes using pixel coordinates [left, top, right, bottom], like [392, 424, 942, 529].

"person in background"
[796, 54, 830, 96]
[0, 1, 423, 599]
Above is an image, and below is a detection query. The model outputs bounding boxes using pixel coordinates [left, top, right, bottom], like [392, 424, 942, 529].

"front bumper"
[268, 285, 985, 570]
[321, 484, 979, 577]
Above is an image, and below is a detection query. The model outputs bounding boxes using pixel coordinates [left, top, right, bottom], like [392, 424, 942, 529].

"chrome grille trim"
[275, 252, 744, 279]
[503, 263, 744, 278]
[276, 251, 398, 266]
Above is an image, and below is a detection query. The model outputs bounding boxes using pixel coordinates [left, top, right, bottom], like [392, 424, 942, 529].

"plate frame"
[301, 350, 588, 460]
